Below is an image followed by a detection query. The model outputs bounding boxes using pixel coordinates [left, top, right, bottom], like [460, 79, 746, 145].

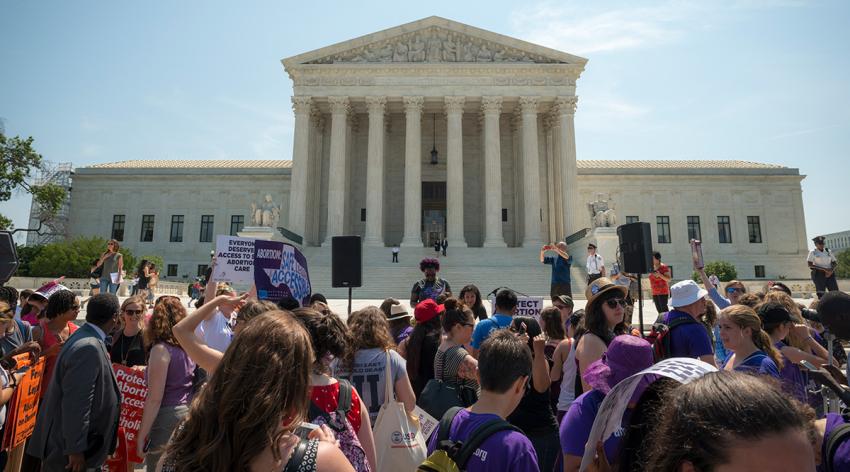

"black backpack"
[824, 419, 850, 472]
[646, 314, 699, 362]
[418, 407, 520, 472]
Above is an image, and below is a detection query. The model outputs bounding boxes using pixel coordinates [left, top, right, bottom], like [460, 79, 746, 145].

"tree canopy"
[27, 236, 137, 279]
[0, 132, 66, 231]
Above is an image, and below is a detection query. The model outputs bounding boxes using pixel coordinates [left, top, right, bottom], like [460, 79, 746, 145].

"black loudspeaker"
[617, 222, 653, 274]
[0, 232, 19, 284]
[332, 236, 362, 288]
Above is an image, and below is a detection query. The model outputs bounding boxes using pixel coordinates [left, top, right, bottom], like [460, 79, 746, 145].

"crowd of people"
[0, 235, 847, 472]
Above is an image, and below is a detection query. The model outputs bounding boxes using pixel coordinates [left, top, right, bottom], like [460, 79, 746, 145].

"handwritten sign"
[2, 355, 46, 450]
[105, 364, 148, 469]
[487, 296, 544, 320]
[213, 235, 256, 284]
[253, 240, 311, 306]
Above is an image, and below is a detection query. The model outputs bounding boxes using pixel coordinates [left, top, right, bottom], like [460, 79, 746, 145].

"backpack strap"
[452, 419, 520, 469]
[436, 406, 464, 445]
[826, 423, 850, 472]
[336, 379, 352, 415]
[15, 319, 31, 343]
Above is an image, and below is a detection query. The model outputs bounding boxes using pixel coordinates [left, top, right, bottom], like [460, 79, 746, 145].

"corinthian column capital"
[291, 96, 313, 115]
[403, 96, 424, 114]
[481, 96, 503, 115]
[554, 96, 578, 115]
[328, 96, 351, 115]
[365, 96, 387, 114]
[444, 96, 466, 115]
[519, 96, 540, 115]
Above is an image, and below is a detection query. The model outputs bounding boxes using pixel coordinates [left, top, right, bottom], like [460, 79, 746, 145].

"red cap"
[414, 299, 444, 323]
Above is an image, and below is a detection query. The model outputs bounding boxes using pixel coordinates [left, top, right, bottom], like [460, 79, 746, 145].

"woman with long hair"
[404, 299, 443, 398]
[110, 295, 147, 368]
[95, 239, 124, 294]
[135, 259, 151, 298]
[137, 297, 196, 469]
[717, 305, 782, 378]
[292, 308, 376, 471]
[160, 312, 354, 471]
[459, 284, 488, 321]
[540, 306, 566, 414]
[574, 278, 628, 393]
[32, 289, 79, 398]
[333, 306, 416, 425]
[432, 298, 478, 402]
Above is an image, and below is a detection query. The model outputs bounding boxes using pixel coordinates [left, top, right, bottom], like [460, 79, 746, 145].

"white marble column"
[481, 96, 506, 247]
[288, 96, 312, 240]
[520, 96, 543, 247]
[555, 96, 580, 237]
[323, 96, 350, 246]
[364, 96, 387, 247]
[444, 96, 467, 248]
[401, 96, 424, 247]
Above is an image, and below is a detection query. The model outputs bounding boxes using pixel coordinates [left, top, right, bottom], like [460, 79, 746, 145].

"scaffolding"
[25, 161, 74, 246]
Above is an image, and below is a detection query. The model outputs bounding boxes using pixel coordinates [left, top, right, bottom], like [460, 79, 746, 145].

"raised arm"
[173, 293, 246, 373]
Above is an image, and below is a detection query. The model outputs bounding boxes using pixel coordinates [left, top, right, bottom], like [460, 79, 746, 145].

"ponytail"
[719, 305, 785, 370]
[753, 330, 784, 370]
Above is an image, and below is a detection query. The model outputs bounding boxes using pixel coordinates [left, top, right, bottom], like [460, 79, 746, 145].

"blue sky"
[1, 0, 848, 245]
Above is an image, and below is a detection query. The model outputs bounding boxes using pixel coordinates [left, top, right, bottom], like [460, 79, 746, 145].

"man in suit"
[28, 293, 121, 472]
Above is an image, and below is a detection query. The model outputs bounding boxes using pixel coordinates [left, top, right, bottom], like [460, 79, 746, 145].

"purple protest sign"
[253, 240, 312, 306]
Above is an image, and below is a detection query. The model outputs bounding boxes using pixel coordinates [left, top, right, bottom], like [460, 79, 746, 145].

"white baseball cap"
[669, 280, 708, 308]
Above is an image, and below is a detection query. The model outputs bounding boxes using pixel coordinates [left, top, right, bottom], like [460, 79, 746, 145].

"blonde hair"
[719, 305, 783, 369]
[119, 295, 146, 330]
[0, 301, 13, 321]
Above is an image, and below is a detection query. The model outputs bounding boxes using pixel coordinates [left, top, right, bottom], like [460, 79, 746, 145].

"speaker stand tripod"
[636, 273, 645, 335]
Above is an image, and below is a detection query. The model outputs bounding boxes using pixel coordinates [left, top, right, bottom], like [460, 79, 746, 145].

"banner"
[253, 240, 312, 306]
[2, 355, 46, 450]
[212, 235, 256, 284]
[487, 295, 544, 320]
[105, 364, 148, 469]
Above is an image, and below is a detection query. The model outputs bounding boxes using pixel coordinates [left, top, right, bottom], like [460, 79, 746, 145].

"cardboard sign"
[111, 364, 148, 465]
[253, 239, 311, 306]
[213, 235, 256, 284]
[413, 405, 438, 440]
[2, 355, 46, 450]
[578, 358, 717, 471]
[487, 295, 544, 320]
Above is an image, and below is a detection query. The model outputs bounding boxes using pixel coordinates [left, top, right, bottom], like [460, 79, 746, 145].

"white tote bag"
[372, 350, 427, 472]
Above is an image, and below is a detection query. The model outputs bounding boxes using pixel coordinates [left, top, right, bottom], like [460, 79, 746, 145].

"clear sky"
[1, 0, 848, 245]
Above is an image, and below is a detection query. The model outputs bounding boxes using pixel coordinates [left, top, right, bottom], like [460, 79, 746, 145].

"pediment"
[283, 16, 587, 68]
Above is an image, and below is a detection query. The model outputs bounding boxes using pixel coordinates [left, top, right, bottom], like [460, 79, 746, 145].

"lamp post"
[430, 113, 438, 165]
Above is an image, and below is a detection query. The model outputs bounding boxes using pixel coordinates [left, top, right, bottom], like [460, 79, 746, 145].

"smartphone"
[294, 422, 319, 440]
[800, 360, 819, 372]
[690, 239, 704, 270]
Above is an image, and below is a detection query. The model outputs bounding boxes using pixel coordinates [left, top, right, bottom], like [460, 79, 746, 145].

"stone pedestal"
[590, 227, 619, 273]
[238, 226, 286, 243]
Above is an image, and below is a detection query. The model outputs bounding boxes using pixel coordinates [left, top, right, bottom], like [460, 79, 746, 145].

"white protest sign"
[413, 405, 439, 440]
[578, 357, 718, 471]
[487, 295, 544, 320]
[212, 235, 256, 284]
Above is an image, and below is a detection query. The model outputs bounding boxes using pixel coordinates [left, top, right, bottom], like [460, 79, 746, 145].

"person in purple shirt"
[560, 335, 654, 472]
[663, 280, 716, 367]
[426, 330, 539, 472]
[759, 302, 818, 403]
[817, 413, 850, 472]
[717, 305, 781, 378]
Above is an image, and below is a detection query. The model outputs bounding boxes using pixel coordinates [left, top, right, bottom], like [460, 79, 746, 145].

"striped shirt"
[434, 344, 479, 394]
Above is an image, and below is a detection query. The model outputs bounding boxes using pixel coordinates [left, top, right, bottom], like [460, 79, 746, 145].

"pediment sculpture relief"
[306, 27, 563, 64]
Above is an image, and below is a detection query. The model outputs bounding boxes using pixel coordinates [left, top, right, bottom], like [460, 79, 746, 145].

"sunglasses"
[124, 309, 143, 316]
[605, 298, 627, 309]
[726, 287, 744, 294]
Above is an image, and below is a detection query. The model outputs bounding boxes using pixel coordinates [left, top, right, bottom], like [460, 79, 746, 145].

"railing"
[565, 227, 591, 245]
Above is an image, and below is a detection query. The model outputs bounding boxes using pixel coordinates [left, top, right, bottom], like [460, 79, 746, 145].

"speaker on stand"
[331, 236, 362, 314]
[0, 231, 19, 285]
[617, 222, 654, 334]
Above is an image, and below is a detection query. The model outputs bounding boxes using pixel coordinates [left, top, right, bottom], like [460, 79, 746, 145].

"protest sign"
[105, 364, 148, 469]
[487, 295, 544, 320]
[2, 355, 46, 450]
[413, 406, 438, 440]
[213, 235, 256, 284]
[253, 239, 312, 306]
[578, 358, 717, 471]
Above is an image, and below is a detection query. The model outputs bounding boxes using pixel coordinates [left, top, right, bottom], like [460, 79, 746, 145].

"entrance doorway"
[422, 182, 446, 248]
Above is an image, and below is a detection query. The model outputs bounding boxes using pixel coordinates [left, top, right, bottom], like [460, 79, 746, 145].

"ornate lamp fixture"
[430, 113, 438, 165]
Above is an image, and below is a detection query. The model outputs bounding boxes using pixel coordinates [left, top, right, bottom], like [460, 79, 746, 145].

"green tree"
[14, 244, 44, 276]
[836, 250, 850, 279]
[693, 260, 738, 282]
[0, 133, 66, 230]
[29, 236, 136, 278]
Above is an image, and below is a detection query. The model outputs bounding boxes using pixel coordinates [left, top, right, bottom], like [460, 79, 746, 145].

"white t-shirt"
[807, 249, 836, 270]
[194, 309, 233, 353]
[586, 254, 605, 275]
[392, 247, 400, 254]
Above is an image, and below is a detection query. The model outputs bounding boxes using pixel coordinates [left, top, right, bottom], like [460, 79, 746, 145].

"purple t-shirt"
[720, 350, 780, 378]
[819, 413, 850, 472]
[775, 341, 807, 403]
[560, 389, 625, 461]
[426, 409, 539, 472]
[663, 310, 713, 359]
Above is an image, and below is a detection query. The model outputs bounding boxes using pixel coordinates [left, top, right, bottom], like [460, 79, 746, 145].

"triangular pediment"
[283, 16, 587, 68]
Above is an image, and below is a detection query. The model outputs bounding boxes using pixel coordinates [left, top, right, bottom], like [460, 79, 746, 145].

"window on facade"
[687, 216, 701, 241]
[167, 264, 178, 277]
[140, 215, 155, 242]
[230, 215, 244, 236]
[656, 216, 671, 244]
[747, 216, 762, 243]
[361, 208, 366, 222]
[170, 215, 184, 242]
[199, 215, 214, 243]
[197, 264, 209, 277]
[625, 216, 640, 224]
[111, 215, 125, 241]
[754, 265, 765, 278]
[502, 208, 508, 222]
[718, 216, 732, 243]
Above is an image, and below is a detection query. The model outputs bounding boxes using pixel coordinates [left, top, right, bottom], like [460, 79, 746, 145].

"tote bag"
[372, 350, 427, 472]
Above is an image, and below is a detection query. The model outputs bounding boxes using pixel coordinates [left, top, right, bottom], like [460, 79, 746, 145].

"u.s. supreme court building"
[67, 17, 811, 298]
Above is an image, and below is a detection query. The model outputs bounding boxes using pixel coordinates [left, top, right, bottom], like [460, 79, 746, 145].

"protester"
[541, 241, 573, 299]
[662, 280, 716, 366]
[470, 289, 518, 358]
[137, 297, 196, 470]
[585, 243, 605, 284]
[424, 330, 539, 472]
[560, 335, 654, 472]
[147, 263, 159, 308]
[411, 258, 452, 305]
[717, 305, 782, 378]
[0, 300, 38, 365]
[644, 371, 816, 471]
[403, 299, 443, 397]
[540, 306, 566, 413]
[18, 288, 34, 319]
[648, 252, 672, 313]
[808, 235, 839, 298]
[575, 277, 628, 392]
[549, 310, 578, 423]
[161, 311, 354, 471]
[32, 289, 80, 398]
[507, 316, 558, 472]
[109, 295, 148, 368]
[552, 294, 574, 331]
[95, 239, 124, 294]
[194, 282, 236, 354]
[432, 298, 479, 402]
[442, 238, 448, 257]
[293, 308, 377, 471]
[22, 280, 66, 325]
[0, 337, 27, 467]
[172, 293, 249, 374]
[135, 259, 151, 298]
[333, 306, 416, 424]
[380, 298, 413, 345]
[459, 284, 488, 321]
[28, 293, 121, 472]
